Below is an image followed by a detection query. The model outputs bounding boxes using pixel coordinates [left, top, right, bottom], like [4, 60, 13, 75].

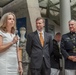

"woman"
[0, 12, 23, 75]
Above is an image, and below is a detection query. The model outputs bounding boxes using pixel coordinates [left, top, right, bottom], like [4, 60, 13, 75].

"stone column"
[60, 0, 71, 34]
[26, 0, 41, 33]
[60, 0, 71, 75]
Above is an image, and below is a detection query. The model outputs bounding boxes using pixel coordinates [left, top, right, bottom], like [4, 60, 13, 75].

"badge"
[73, 34, 75, 36]
[73, 46, 76, 53]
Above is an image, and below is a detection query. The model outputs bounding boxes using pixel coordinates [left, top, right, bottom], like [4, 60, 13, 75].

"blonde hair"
[0, 12, 16, 34]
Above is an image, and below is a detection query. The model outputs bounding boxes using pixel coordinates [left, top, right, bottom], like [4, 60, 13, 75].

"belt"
[67, 50, 76, 53]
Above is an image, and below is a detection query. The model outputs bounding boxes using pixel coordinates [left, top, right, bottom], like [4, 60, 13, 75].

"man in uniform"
[50, 32, 62, 75]
[61, 20, 76, 75]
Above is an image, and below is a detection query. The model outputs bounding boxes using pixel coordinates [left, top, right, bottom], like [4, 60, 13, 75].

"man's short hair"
[36, 17, 45, 23]
[68, 19, 76, 23]
[55, 32, 61, 36]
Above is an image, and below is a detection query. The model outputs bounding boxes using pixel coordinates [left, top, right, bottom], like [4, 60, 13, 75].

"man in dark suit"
[26, 17, 53, 75]
[50, 32, 62, 75]
[61, 20, 76, 75]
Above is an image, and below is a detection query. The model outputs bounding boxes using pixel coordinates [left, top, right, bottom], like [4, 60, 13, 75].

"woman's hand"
[12, 36, 18, 44]
[18, 61, 23, 75]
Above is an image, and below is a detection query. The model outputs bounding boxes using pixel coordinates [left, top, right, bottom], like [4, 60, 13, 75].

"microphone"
[15, 30, 18, 36]
[14, 30, 19, 45]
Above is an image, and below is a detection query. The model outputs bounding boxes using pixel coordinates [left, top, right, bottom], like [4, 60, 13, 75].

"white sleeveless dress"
[0, 30, 19, 75]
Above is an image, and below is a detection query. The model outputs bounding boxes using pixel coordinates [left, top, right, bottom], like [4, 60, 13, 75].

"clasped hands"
[68, 56, 76, 62]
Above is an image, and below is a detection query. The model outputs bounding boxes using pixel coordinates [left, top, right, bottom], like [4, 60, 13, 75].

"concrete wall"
[2, 0, 60, 35]
[2, 0, 32, 34]
[48, 19, 60, 38]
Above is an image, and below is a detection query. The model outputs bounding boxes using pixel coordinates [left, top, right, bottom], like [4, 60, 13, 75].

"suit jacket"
[51, 39, 62, 69]
[61, 32, 76, 69]
[26, 31, 53, 69]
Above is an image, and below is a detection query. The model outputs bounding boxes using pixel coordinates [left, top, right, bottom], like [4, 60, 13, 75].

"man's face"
[57, 35, 61, 42]
[36, 19, 45, 31]
[69, 21, 76, 32]
[56, 35, 61, 42]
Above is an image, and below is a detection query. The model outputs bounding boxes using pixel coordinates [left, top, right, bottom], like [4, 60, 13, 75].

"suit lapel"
[44, 32, 47, 47]
[34, 31, 42, 47]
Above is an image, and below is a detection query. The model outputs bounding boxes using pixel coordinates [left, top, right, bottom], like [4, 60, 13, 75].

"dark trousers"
[31, 58, 50, 75]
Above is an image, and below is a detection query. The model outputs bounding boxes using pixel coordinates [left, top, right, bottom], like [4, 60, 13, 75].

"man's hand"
[68, 56, 76, 62]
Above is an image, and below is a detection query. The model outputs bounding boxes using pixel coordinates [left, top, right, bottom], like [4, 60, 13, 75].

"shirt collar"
[37, 30, 44, 34]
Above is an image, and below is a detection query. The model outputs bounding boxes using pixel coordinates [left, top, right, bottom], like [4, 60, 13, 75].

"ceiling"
[0, 0, 14, 16]
[0, 0, 14, 7]
[39, 0, 76, 25]
[0, 0, 27, 17]
[0, 0, 76, 26]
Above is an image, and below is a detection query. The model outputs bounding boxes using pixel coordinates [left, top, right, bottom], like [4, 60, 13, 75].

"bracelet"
[18, 61, 22, 63]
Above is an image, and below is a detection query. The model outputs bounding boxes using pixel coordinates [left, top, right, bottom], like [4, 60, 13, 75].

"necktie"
[39, 33, 44, 47]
